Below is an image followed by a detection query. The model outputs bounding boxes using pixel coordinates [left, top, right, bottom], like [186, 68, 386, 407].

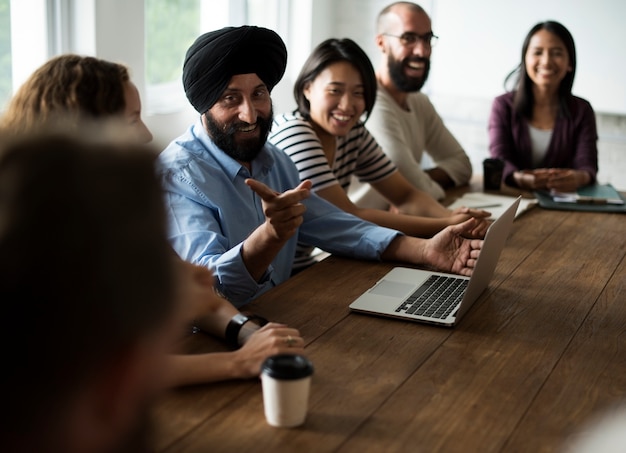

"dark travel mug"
[483, 158, 504, 191]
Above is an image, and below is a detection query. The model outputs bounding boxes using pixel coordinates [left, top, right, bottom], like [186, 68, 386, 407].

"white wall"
[329, 0, 626, 189]
[330, 0, 626, 115]
[429, 0, 626, 116]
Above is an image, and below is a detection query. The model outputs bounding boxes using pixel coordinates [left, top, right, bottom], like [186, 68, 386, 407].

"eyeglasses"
[382, 32, 439, 48]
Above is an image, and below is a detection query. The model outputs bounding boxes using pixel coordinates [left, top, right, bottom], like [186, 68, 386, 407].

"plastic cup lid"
[261, 354, 314, 380]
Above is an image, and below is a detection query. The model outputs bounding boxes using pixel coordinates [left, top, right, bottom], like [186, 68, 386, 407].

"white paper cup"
[261, 354, 314, 428]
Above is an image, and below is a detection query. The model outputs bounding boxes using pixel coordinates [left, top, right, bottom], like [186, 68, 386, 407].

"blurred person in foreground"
[0, 131, 179, 453]
[0, 54, 304, 387]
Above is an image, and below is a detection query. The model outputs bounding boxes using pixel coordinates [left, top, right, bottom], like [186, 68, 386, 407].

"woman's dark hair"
[294, 38, 377, 121]
[504, 21, 577, 119]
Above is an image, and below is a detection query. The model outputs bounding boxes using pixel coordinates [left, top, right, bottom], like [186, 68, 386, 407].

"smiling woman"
[488, 20, 598, 193]
[269, 37, 491, 272]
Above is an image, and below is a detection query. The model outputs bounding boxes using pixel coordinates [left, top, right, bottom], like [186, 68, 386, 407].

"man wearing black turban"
[183, 26, 287, 115]
[159, 25, 484, 307]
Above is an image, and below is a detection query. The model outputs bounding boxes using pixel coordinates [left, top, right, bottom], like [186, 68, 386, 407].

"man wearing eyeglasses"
[349, 2, 472, 205]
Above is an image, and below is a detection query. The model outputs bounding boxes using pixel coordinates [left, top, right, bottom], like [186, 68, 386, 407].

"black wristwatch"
[225, 313, 268, 348]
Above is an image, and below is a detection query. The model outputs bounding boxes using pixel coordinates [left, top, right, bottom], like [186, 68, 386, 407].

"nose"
[412, 39, 429, 57]
[238, 97, 258, 124]
[338, 93, 352, 110]
[137, 120, 153, 144]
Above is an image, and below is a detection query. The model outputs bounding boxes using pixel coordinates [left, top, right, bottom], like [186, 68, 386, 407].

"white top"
[528, 125, 553, 167]
[348, 85, 472, 207]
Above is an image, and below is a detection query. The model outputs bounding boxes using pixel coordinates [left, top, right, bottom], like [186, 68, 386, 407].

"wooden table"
[152, 187, 626, 453]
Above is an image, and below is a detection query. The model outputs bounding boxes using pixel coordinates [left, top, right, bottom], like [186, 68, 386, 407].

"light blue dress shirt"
[158, 121, 401, 307]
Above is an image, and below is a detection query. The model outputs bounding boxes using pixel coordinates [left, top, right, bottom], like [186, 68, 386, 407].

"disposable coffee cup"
[483, 158, 504, 191]
[261, 354, 314, 428]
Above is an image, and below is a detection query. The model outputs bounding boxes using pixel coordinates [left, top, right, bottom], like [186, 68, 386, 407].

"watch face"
[233, 313, 249, 324]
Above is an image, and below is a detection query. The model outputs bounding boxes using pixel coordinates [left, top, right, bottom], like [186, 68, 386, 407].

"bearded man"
[349, 2, 472, 204]
[159, 25, 484, 308]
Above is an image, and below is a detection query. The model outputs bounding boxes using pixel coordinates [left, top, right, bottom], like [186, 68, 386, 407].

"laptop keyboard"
[395, 275, 468, 319]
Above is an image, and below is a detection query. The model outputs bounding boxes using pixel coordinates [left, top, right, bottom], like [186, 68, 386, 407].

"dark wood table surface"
[152, 184, 626, 453]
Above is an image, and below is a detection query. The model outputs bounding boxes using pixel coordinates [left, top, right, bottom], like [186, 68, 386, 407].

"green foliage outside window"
[145, 0, 201, 85]
[0, 0, 12, 109]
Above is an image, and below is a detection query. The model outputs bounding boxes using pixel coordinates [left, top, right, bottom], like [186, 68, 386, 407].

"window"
[2, 0, 300, 119]
[0, 0, 11, 109]
[143, 0, 288, 114]
[2, 0, 48, 112]
[145, 0, 201, 87]
[145, 0, 244, 114]
[144, 0, 202, 113]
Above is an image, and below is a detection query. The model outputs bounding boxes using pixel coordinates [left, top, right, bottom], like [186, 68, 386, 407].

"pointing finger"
[245, 178, 279, 201]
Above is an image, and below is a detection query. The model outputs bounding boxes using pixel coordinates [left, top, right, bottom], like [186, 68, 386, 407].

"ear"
[303, 82, 312, 101]
[375, 34, 386, 52]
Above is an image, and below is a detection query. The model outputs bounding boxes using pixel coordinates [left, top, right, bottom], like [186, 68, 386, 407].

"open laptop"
[349, 196, 521, 327]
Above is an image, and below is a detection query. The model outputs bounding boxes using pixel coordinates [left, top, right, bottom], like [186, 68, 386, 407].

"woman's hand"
[448, 207, 492, 238]
[513, 169, 552, 190]
[232, 323, 305, 378]
[513, 168, 590, 191]
[546, 169, 591, 192]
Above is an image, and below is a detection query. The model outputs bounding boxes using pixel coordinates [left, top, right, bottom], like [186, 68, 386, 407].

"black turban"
[182, 26, 288, 114]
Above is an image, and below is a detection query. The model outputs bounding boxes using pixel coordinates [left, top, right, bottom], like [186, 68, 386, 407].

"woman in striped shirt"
[269, 38, 490, 270]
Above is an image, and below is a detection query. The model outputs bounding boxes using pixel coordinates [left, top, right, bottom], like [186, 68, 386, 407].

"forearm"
[381, 235, 428, 265]
[193, 299, 239, 339]
[163, 352, 252, 387]
[395, 191, 452, 218]
[575, 169, 592, 187]
[241, 222, 288, 281]
[572, 167, 595, 186]
[326, 181, 450, 236]
[425, 167, 455, 189]
[164, 322, 307, 387]
[356, 207, 449, 237]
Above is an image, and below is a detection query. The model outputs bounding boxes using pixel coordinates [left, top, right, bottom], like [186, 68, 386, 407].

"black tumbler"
[483, 158, 504, 191]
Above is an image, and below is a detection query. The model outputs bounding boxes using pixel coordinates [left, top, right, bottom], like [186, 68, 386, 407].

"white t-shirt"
[349, 85, 472, 207]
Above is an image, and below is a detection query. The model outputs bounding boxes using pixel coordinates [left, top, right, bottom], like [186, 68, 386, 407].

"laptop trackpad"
[369, 280, 415, 298]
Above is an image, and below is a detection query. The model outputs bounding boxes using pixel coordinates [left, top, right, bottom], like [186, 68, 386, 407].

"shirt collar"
[191, 120, 276, 181]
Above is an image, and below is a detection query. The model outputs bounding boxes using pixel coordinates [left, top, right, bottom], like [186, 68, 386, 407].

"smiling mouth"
[407, 61, 425, 70]
[237, 124, 257, 133]
[332, 113, 351, 122]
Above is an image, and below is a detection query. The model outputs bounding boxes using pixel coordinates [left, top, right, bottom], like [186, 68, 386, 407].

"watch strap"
[225, 313, 268, 348]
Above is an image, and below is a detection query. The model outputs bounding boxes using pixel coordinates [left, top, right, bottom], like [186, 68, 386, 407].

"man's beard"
[204, 106, 274, 162]
[388, 54, 430, 92]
